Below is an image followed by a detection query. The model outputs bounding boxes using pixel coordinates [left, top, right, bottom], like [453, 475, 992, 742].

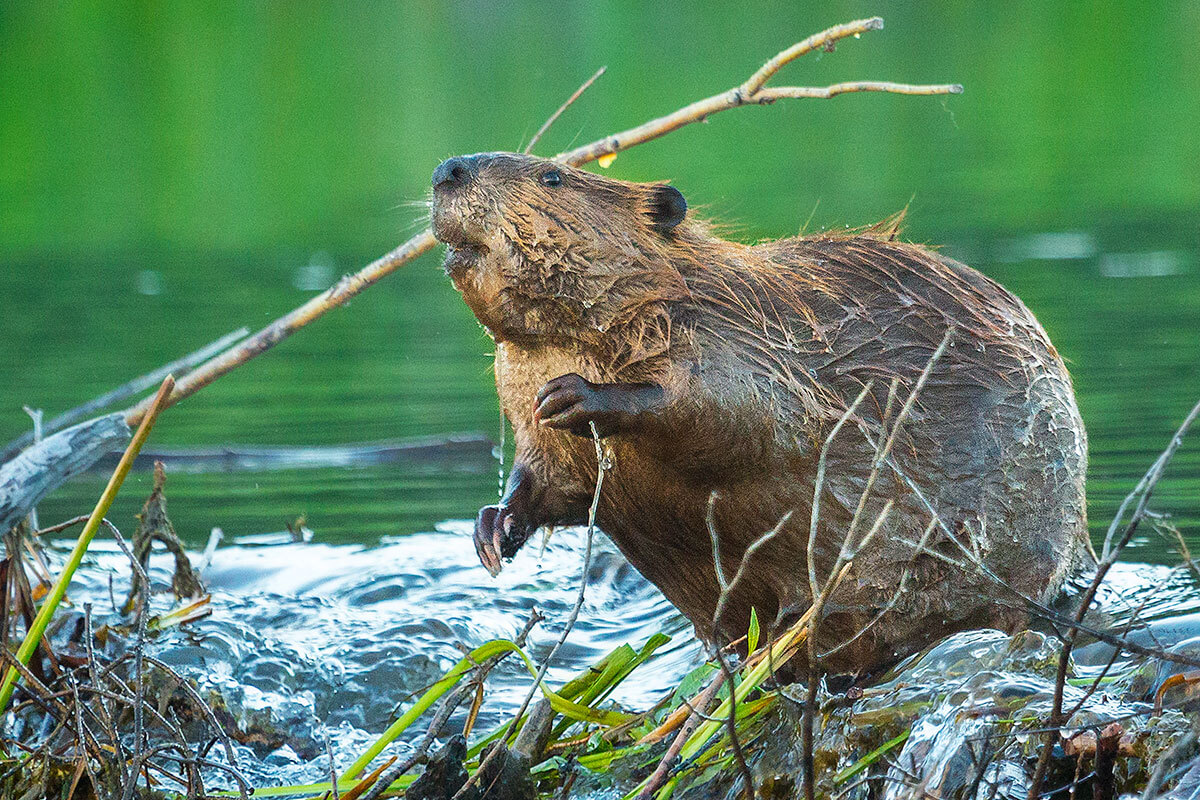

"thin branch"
[707, 491, 728, 593]
[713, 511, 793, 633]
[754, 82, 963, 102]
[524, 66, 606, 155]
[713, 648, 755, 799]
[327, 736, 341, 800]
[703, 502, 762, 797]
[802, 333, 949, 800]
[635, 671, 727, 800]
[1028, 397, 1200, 800]
[452, 423, 610, 800]
[741, 17, 885, 96]
[807, 382, 874, 602]
[820, 517, 936, 659]
[107, 521, 150, 800]
[556, 19, 958, 166]
[362, 684, 471, 800]
[122, 17, 958, 426]
[1, 328, 247, 462]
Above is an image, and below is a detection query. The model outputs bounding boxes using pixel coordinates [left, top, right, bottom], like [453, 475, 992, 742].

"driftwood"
[0, 414, 131, 534]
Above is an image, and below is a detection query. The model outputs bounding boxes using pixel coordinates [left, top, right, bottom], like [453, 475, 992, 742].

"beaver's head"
[430, 152, 690, 353]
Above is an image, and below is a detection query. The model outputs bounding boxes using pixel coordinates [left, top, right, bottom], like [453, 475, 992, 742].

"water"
[46, 538, 1200, 791]
[1, 3, 1197, 552]
[2, 1, 1199, 792]
[56, 526, 705, 787]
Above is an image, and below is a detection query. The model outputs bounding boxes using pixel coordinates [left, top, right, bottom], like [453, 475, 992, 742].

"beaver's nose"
[432, 156, 478, 191]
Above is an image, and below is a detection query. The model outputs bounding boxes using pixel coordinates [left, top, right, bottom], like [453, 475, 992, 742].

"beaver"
[429, 151, 1094, 674]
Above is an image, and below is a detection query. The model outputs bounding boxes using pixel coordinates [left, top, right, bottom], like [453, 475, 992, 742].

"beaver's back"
[628, 233, 1093, 666]
[490, 230, 1090, 674]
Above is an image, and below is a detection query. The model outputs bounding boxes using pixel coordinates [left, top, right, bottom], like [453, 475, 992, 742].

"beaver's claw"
[473, 503, 532, 576]
[533, 373, 612, 437]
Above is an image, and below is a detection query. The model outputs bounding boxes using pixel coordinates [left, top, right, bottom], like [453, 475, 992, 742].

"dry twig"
[524, 66, 607, 155]
[800, 332, 949, 800]
[451, 423, 611, 800]
[1028, 397, 1200, 800]
[636, 671, 727, 799]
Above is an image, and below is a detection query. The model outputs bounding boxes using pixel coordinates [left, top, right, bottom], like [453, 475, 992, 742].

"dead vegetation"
[1, 392, 1199, 799]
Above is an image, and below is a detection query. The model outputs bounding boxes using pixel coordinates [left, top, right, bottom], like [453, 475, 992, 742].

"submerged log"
[0, 413, 131, 534]
[91, 433, 495, 473]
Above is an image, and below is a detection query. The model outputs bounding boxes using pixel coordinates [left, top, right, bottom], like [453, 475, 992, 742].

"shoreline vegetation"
[3, 16, 1198, 800]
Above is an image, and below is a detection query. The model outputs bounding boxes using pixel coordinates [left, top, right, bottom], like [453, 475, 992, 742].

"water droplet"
[135, 269, 164, 296]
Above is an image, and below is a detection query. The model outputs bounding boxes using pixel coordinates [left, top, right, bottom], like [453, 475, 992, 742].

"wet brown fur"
[432, 152, 1094, 674]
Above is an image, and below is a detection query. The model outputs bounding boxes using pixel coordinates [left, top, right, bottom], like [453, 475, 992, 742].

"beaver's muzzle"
[431, 155, 480, 191]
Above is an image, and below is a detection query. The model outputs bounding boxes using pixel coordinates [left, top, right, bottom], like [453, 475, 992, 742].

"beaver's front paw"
[473, 503, 534, 576]
[533, 373, 615, 437]
[534, 374, 666, 438]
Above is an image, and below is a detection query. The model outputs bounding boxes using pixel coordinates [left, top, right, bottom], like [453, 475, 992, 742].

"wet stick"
[122, 17, 959, 428]
[1027, 397, 1200, 800]
[0, 375, 175, 716]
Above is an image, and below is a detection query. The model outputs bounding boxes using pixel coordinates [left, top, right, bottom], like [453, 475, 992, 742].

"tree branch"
[122, 16, 959, 426]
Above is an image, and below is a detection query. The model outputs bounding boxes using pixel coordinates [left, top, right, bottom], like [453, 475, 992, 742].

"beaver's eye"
[540, 169, 562, 188]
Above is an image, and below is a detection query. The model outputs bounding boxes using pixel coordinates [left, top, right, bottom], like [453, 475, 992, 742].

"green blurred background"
[1, 2, 1197, 554]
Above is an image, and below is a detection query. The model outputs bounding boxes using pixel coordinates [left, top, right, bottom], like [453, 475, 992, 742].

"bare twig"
[1066, 563, 1180, 720]
[138, 655, 248, 798]
[559, 18, 958, 166]
[712, 510, 793, 634]
[636, 671, 727, 799]
[807, 382, 874, 602]
[106, 522, 150, 800]
[704, 501, 758, 797]
[1028, 397, 1200, 800]
[327, 736, 341, 800]
[121, 17, 958, 427]
[83, 603, 124, 792]
[67, 682, 100, 800]
[41, 517, 248, 798]
[524, 66, 607, 155]
[801, 333, 949, 800]
[839, 331, 951, 561]
[1153, 513, 1200, 586]
[713, 648, 755, 799]
[361, 684, 471, 800]
[1, 328, 247, 463]
[820, 517, 936, 659]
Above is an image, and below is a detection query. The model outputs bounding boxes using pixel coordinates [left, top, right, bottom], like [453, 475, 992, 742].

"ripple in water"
[49, 523, 1200, 790]
[57, 523, 705, 787]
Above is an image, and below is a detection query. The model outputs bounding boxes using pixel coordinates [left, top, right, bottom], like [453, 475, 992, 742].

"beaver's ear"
[647, 185, 687, 233]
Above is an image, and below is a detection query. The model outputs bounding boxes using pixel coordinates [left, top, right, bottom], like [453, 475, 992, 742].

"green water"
[1, 3, 1197, 555]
